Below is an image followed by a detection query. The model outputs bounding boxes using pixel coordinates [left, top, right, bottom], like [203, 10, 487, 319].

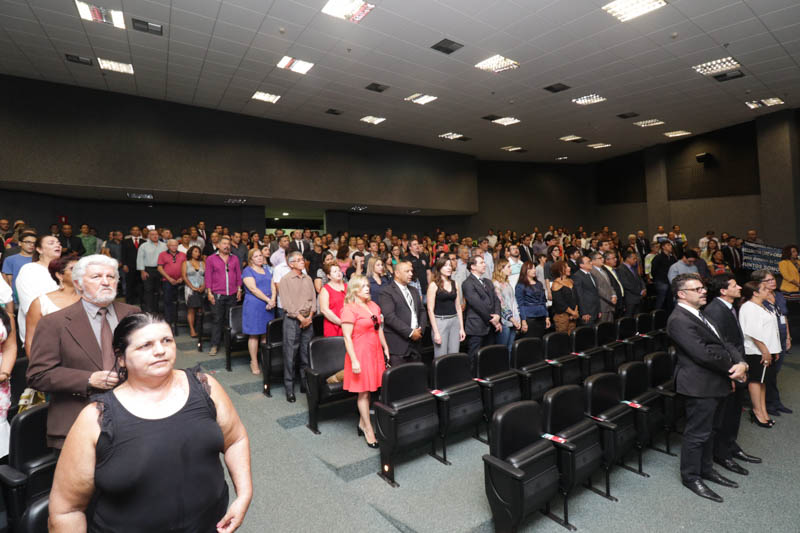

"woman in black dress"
[49, 313, 252, 532]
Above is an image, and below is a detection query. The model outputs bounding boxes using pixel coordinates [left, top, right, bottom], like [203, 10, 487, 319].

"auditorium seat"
[17, 493, 48, 533]
[542, 332, 581, 386]
[570, 326, 606, 380]
[0, 403, 57, 531]
[644, 352, 682, 443]
[374, 363, 440, 487]
[511, 338, 555, 402]
[475, 345, 524, 443]
[595, 322, 627, 370]
[650, 309, 669, 350]
[634, 313, 658, 354]
[223, 305, 248, 372]
[482, 401, 563, 532]
[304, 337, 356, 434]
[616, 317, 647, 362]
[619, 361, 672, 456]
[431, 354, 484, 464]
[312, 313, 324, 338]
[261, 318, 284, 397]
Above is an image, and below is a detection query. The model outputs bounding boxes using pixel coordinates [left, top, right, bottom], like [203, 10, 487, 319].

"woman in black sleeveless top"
[49, 313, 252, 533]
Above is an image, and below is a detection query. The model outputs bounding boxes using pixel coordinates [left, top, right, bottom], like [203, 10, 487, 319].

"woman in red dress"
[341, 275, 390, 448]
[319, 263, 346, 337]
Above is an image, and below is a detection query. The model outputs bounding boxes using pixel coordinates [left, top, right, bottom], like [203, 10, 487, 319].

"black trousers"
[283, 316, 313, 393]
[523, 317, 548, 339]
[467, 332, 495, 375]
[210, 294, 237, 347]
[714, 385, 745, 461]
[125, 266, 142, 305]
[389, 347, 421, 368]
[142, 267, 161, 313]
[681, 396, 726, 482]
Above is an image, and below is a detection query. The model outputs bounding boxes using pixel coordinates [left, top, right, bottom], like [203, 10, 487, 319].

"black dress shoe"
[733, 450, 762, 464]
[682, 479, 723, 502]
[714, 458, 748, 476]
[286, 393, 296, 403]
[702, 470, 738, 488]
[767, 408, 781, 417]
[777, 405, 793, 414]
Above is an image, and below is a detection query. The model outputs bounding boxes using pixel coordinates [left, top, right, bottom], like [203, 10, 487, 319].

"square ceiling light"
[587, 143, 611, 149]
[572, 94, 606, 105]
[277, 56, 314, 74]
[321, 0, 374, 23]
[475, 54, 519, 73]
[761, 97, 784, 106]
[491, 116, 520, 126]
[664, 130, 691, 137]
[75, 1, 125, 29]
[431, 38, 464, 55]
[405, 93, 438, 105]
[98, 58, 133, 74]
[602, 0, 666, 22]
[559, 135, 584, 142]
[252, 91, 281, 103]
[633, 119, 664, 127]
[360, 115, 386, 125]
[501, 146, 525, 152]
[693, 57, 740, 76]
[439, 132, 463, 140]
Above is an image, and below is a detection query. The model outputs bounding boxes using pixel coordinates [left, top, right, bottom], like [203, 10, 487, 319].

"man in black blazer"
[58, 224, 85, 257]
[667, 273, 748, 503]
[617, 251, 646, 317]
[565, 246, 581, 278]
[121, 225, 143, 305]
[461, 255, 501, 372]
[519, 235, 534, 264]
[703, 274, 762, 475]
[602, 251, 626, 317]
[573, 255, 601, 325]
[378, 261, 427, 367]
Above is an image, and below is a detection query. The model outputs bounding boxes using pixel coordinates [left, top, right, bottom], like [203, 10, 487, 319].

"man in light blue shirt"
[136, 228, 167, 313]
[479, 238, 494, 280]
[1, 231, 36, 304]
[668, 249, 699, 283]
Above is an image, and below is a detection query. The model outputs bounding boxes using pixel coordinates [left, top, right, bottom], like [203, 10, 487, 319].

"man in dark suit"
[121, 225, 143, 306]
[635, 230, 649, 262]
[379, 261, 427, 368]
[602, 251, 626, 317]
[574, 255, 602, 325]
[565, 246, 581, 278]
[667, 273, 748, 502]
[703, 273, 762, 475]
[722, 235, 746, 284]
[58, 224, 85, 257]
[288, 229, 311, 258]
[27, 255, 139, 449]
[462, 255, 501, 372]
[651, 241, 677, 311]
[519, 235, 534, 264]
[617, 251, 646, 317]
[590, 252, 617, 322]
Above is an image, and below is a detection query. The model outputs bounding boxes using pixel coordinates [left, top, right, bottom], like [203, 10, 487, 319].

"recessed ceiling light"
[556, 156, 569, 161]
[559, 135, 583, 142]
[252, 91, 280, 103]
[277, 55, 314, 74]
[501, 146, 524, 152]
[224, 198, 247, 205]
[65, 54, 92, 66]
[405, 93, 438, 105]
[439, 132, 463, 140]
[633, 118, 665, 127]
[617, 112, 639, 119]
[761, 97, 784, 106]
[132, 18, 162, 35]
[360, 115, 385, 125]
[572, 94, 606, 105]
[587, 143, 611, 149]
[693, 57, 740, 76]
[745, 100, 764, 109]
[475, 54, 519, 73]
[321, 0, 374, 23]
[126, 192, 153, 200]
[602, 0, 666, 22]
[431, 38, 463, 55]
[664, 130, 691, 137]
[282, 212, 289, 216]
[350, 205, 368, 211]
[274, 217, 280, 221]
[408, 209, 421, 214]
[365, 82, 389, 93]
[543, 83, 571, 93]
[98, 58, 134, 74]
[492, 116, 520, 126]
[75, 1, 125, 29]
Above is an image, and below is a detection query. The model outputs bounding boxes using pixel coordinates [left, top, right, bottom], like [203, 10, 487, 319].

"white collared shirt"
[678, 302, 720, 338]
[394, 281, 418, 330]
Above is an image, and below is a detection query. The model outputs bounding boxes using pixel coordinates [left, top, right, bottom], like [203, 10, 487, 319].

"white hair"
[72, 254, 119, 290]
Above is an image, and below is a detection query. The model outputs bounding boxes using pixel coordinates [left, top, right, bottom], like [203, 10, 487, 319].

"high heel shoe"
[749, 410, 772, 428]
[358, 424, 379, 448]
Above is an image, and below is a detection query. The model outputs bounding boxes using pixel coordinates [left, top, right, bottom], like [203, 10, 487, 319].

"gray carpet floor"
[174, 338, 800, 533]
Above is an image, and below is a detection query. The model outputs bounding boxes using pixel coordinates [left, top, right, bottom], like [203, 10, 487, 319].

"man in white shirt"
[479, 238, 494, 280]
[486, 229, 498, 248]
[652, 225, 669, 243]
[507, 244, 523, 287]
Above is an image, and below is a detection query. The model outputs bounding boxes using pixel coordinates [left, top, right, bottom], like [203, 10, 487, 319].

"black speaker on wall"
[696, 152, 713, 163]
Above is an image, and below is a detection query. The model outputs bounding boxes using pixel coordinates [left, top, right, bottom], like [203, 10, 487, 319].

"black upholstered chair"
[17, 493, 48, 533]
[223, 305, 248, 371]
[511, 338, 555, 402]
[312, 313, 324, 338]
[650, 309, 669, 349]
[634, 313, 658, 353]
[374, 363, 440, 487]
[0, 403, 57, 531]
[260, 317, 284, 397]
[541, 385, 610, 530]
[483, 401, 564, 532]
[475, 345, 523, 443]
[570, 326, 606, 380]
[542, 332, 581, 386]
[644, 351, 682, 443]
[584, 372, 648, 479]
[616, 317, 647, 362]
[304, 337, 356, 434]
[595, 321, 626, 370]
[420, 326, 435, 378]
[619, 361, 672, 456]
[8, 357, 29, 421]
[431, 354, 484, 463]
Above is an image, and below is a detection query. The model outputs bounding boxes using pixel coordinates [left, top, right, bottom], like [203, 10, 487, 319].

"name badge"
[780, 316, 787, 325]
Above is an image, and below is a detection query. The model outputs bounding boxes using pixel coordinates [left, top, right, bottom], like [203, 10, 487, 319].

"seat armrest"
[373, 401, 398, 418]
[482, 455, 525, 480]
[474, 378, 496, 389]
[433, 394, 450, 435]
[549, 438, 577, 453]
[588, 417, 618, 432]
[0, 465, 27, 488]
[654, 388, 676, 399]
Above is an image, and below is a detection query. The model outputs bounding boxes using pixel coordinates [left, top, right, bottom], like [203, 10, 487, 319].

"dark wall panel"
[325, 210, 469, 237]
[665, 122, 760, 200]
[595, 152, 646, 204]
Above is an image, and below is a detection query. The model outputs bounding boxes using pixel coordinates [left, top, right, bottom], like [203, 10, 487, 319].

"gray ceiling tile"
[744, 0, 799, 16]
[170, 25, 212, 47]
[171, 0, 221, 18]
[89, 35, 131, 54]
[130, 43, 167, 61]
[212, 20, 256, 44]
[268, 0, 317, 26]
[663, 33, 720, 57]
[218, 2, 263, 31]
[727, 33, 782, 56]
[209, 35, 248, 56]
[124, 0, 170, 23]
[171, 8, 216, 34]
[0, 15, 46, 36]
[128, 29, 168, 50]
[0, 2, 36, 20]
[691, 2, 755, 32]
[757, 4, 800, 30]
[30, 7, 84, 31]
[42, 24, 89, 43]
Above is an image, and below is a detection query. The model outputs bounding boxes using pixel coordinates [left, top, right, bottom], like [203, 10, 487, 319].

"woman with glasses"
[340, 275, 390, 449]
[752, 269, 792, 416]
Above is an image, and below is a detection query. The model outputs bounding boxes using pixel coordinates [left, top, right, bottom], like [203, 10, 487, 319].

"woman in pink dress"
[319, 264, 346, 337]
[341, 275, 390, 448]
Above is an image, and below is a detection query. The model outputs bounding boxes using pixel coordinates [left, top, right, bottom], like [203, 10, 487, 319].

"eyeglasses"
[682, 286, 707, 293]
[370, 315, 380, 331]
[21, 240, 36, 245]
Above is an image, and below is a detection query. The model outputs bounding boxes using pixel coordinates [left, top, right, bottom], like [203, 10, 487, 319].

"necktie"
[134, 237, 139, 249]
[98, 307, 115, 370]
[587, 271, 596, 287]
[731, 305, 738, 319]
[699, 311, 720, 339]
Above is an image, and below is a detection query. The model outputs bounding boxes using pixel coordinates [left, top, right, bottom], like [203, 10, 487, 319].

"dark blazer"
[378, 281, 427, 356]
[567, 259, 580, 278]
[121, 237, 141, 270]
[462, 274, 501, 336]
[59, 235, 85, 256]
[666, 305, 743, 398]
[519, 244, 534, 264]
[603, 266, 625, 314]
[722, 246, 742, 271]
[591, 268, 616, 317]
[573, 269, 601, 320]
[288, 240, 311, 257]
[27, 300, 139, 447]
[616, 264, 645, 309]
[703, 298, 745, 352]
[635, 237, 649, 260]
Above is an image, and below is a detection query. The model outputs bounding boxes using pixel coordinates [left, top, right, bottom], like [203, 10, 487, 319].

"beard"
[84, 287, 117, 306]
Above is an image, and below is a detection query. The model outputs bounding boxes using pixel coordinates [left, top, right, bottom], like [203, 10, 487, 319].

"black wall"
[325, 210, 470, 237]
[665, 122, 760, 200]
[595, 152, 646, 204]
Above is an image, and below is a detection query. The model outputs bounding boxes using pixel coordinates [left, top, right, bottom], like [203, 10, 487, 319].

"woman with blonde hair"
[241, 248, 275, 375]
[340, 275, 390, 448]
[366, 256, 390, 302]
[492, 258, 521, 356]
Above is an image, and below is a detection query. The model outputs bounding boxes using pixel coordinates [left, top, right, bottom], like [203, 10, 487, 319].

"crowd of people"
[0, 215, 797, 521]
